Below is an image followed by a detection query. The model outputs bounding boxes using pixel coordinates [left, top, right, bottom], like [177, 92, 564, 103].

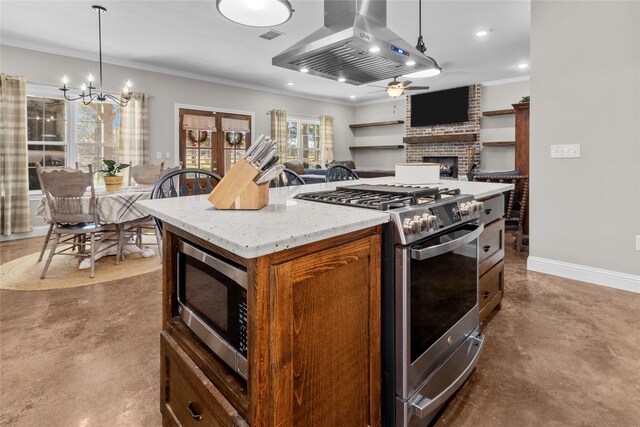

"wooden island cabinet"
[160, 223, 382, 427]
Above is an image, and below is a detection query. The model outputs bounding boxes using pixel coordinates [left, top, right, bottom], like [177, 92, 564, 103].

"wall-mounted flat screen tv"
[410, 86, 469, 127]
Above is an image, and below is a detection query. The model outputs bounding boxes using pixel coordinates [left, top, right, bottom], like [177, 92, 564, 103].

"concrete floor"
[1, 237, 639, 426]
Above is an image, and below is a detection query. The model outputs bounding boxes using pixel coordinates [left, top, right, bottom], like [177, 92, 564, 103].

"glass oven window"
[409, 229, 478, 363]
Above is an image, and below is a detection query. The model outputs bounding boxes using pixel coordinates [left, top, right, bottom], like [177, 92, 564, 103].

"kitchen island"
[136, 178, 512, 427]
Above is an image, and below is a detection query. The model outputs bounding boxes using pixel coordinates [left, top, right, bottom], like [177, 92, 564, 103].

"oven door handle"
[411, 223, 484, 261]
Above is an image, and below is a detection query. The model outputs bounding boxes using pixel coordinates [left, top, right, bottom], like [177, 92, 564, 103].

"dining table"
[36, 186, 157, 268]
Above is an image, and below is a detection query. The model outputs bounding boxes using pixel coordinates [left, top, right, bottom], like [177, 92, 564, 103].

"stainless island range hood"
[273, 0, 441, 85]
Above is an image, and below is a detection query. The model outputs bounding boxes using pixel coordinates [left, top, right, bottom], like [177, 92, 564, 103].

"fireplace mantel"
[403, 133, 478, 144]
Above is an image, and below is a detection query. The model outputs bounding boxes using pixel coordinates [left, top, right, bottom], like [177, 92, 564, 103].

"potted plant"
[99, 159, 130, 192]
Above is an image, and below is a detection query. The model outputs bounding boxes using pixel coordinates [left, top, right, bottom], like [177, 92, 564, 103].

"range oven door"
[177, 240, 248, 379]
[395, 222, 484, 405]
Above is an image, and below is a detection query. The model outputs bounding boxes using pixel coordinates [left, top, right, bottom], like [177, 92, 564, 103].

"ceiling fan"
[370, 77, 431, 98]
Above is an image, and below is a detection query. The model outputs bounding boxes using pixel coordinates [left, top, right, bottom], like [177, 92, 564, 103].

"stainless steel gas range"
[296, 183, 486, 426]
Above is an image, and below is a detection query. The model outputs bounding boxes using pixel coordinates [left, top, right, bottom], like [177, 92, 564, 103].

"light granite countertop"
[136, 178, 513, 258]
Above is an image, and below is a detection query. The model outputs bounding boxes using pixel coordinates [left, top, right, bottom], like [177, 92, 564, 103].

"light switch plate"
[165, 152, 171, 159]
[551, 144, 581, 158]
[155, 151, 162, 160]
[636, 235, 640, 251]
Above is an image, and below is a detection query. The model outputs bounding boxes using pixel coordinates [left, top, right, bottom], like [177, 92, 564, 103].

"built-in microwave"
[176, 240, 248, 379]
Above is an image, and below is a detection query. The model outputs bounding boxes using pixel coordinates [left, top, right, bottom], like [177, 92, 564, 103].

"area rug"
[0, 251, 161, 291]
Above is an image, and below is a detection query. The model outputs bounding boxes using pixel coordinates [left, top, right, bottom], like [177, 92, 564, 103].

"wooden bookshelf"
[349, 120, 404, 129]
[349, 145, 404, 150]
[483, 141, 516, 147]
[482, 109, 515, 117]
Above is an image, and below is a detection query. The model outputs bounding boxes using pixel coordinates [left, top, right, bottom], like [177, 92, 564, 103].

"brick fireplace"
[404, 84, 481, 176]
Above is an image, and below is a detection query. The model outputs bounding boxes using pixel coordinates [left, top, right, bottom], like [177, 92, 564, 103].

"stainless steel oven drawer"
[479, 194, 504, 225]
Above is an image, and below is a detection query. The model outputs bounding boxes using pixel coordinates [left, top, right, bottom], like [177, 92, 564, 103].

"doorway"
[178, 108, 252, 177]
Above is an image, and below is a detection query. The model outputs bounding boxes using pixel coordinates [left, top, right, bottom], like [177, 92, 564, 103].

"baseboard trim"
[527, 256, 640, 294]
[0, 225, 49, 242]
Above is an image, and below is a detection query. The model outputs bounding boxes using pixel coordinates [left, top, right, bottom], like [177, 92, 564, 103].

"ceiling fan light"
[217, 0, 293, 27]
[387, 86, 404, 98]
[403, 68, 442, 78]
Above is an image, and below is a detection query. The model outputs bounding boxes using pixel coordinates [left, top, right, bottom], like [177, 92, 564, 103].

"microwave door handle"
[411, 223, 484, 261]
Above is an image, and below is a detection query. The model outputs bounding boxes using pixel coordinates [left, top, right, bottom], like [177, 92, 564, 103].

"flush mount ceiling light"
[287, 82, 294, 86]
[475, 30, 489, 37]
[518, 63, 530, 69]
[216, 0, 294, 27]
[59, 5, 133, 107]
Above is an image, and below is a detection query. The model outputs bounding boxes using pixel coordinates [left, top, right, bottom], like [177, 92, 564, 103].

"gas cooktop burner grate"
[295, 185, 462, 211]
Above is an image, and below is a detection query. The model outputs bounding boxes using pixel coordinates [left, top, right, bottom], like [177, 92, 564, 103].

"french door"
[178, 108, 252, 177]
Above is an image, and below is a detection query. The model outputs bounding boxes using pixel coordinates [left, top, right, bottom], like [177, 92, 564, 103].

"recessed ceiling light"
[368, 46, 381, 53]
[300, 67, 309, 73]
[403, 68, 442, 78]
[406, 60, 416, 66]
[338, 77, 346, 82]
[350, 95, 356, 99]
[518, 63, 529, 69]
[216, 0, 294, 27]
[287, 82, 294, 86]
[475, 30, 488, 37]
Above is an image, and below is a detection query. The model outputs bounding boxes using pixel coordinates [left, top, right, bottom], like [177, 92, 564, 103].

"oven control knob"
[459, 202, 470, 216]
[414, 216, 428, 231]
[421, 214, 438, 231]
[427, 215, 438, 231]
[474, 201, 485, 214]
[403, 218, 420, 235]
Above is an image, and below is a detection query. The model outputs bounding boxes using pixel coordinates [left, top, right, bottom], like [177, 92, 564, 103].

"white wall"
[480, 79, 530, 171]
[351, 99, 406, 170]
[529, 1, 640, 284]
[0, 45, 355, 163]
[1, 45, 356, 229]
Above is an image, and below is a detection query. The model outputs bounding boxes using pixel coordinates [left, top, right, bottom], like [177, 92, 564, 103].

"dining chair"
[119, 162, 186, 256]
[128, 161, 164, 186]
[269, 168, 306, 188]
[36, 162, 80, 262]
[37, 163, 118, 278]
[325, 164, 359, 182]
[151, 169, 222, 234]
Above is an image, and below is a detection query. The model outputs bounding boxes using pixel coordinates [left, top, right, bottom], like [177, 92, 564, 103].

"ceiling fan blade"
[405, 86, 430, 90]
[367, 85, 388, 89]
[400, 80, 412, 88]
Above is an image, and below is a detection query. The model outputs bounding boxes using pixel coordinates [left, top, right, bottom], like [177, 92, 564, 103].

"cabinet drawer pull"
[187, 401, 202, 421]
[484, 208, 492, 215]
[483, 245, 491, 252]
[483, 291, 491, 299]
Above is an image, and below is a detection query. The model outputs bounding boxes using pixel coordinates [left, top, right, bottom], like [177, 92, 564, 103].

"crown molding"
[481, 75, 530, 87]
[1, 37, 356, 108]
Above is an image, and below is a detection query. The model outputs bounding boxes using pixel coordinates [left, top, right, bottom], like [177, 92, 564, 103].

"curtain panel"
[0, 74, 32, 235]
[319, 115, 334, 166]
[269, 109, 288, 162]
[119, 92, 149, 168]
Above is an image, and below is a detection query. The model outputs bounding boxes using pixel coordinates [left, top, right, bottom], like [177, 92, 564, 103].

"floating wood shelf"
[403, 133, 478, 144]
[482, 109, 515, 117]
[349, 120, 404, 129]
[349, 145, 404, 150]
[483, 141, 516, 147]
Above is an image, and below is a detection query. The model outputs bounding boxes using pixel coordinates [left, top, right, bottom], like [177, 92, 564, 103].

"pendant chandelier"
[59, 5, 133, 107]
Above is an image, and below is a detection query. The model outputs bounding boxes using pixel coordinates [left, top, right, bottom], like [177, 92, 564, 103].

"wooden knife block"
[208, 158, 270, 210]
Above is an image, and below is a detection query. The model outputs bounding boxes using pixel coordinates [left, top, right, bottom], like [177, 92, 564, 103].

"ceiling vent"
[259, 29, 284, 40]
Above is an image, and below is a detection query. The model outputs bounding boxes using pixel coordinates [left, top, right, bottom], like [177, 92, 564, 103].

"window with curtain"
[26, 85, 125, 190]
[286, 118, 322, 167]
[26, 96, 68, 191]
[76, 101, 121, 186]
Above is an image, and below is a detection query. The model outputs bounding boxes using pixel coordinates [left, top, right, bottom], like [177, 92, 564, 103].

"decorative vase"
[104, 175, 123, 192]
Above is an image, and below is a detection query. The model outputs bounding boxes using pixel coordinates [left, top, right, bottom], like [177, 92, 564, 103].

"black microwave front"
[176, 239, 248, 379]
